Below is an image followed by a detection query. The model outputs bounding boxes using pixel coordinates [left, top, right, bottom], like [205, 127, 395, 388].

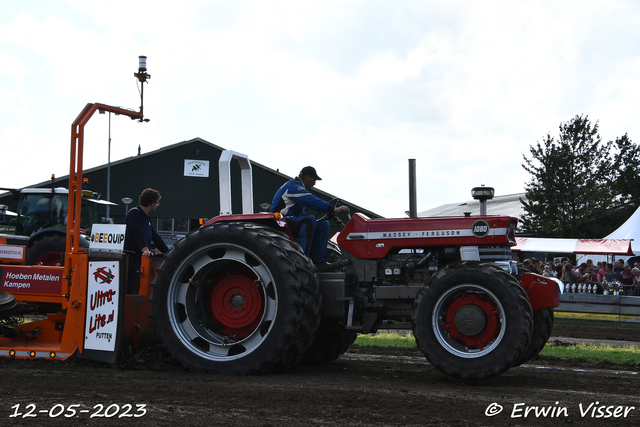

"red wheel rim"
[36, 252, 62, 266]
[209, 274, 264, 339]
[443, 292, 500, 350]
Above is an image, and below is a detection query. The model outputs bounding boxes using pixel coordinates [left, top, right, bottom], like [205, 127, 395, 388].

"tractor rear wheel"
[513, 308, 554, 366]
[412, 262, 533, 380]
[26, 234, 65, 266]
[269, 232, 322, 371]
[152, 222, 321, 374]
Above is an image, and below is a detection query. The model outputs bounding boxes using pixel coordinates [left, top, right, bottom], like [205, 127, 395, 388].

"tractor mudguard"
[204, 213, 295, 240]
[518, 273, 560, 311]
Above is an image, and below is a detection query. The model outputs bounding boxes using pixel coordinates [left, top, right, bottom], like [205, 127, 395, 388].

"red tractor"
[151, 197, 559, 379]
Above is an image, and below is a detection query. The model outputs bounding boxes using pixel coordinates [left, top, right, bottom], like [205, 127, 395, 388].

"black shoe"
[314, 262, 341, 272]
[315, 259, 351, 272]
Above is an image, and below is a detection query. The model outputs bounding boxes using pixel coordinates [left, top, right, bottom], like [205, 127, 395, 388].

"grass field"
[353, 325, 640, 367]
[540, 343, 640, 365]
[354, 332, 418, 349]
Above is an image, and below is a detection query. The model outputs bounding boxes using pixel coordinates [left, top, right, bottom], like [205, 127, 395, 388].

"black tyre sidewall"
[26, 234, 66, 265]
[513, 307, 554, 366]
[262, 227, 322, 370]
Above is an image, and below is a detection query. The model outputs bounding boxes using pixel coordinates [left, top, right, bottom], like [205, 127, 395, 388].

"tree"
[521, 115, 615, 238]
[613, 133, 640, 208]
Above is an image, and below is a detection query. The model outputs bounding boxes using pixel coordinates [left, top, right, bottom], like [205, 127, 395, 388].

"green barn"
[0, 138, 379, 244]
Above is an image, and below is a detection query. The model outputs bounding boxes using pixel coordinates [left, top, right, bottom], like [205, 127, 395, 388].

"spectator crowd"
[516, 257, 640, 296]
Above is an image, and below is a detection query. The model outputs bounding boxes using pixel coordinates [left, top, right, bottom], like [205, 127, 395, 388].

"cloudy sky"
[2, 1, 639, 218]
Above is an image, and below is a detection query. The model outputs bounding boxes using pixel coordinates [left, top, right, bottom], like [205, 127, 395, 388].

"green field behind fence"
[353, 319, 640, 367]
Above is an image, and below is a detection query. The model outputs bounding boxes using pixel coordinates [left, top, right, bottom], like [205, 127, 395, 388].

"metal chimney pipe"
[409, 159, 417, 218]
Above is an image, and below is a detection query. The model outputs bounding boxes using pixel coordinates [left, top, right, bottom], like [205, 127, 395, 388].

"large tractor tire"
[26, 234, 66, 266]
[301, 322, 357, 365]
[513, 308, 554, 367]
[152, 222, 321, 374]
[412, 262, 533, 380]
[270, 234, 322, 371]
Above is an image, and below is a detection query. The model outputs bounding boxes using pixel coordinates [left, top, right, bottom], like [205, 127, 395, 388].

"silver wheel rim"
[167, 243, 278, 361]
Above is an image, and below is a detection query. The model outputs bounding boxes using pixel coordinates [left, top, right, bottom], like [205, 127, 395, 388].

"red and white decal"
[0, 266, 62, 294]
[347, 227, 507, 240]
[84, 261, 120, 352]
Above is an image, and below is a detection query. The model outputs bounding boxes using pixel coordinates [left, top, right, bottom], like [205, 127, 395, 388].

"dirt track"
[1, 320, 639, 427]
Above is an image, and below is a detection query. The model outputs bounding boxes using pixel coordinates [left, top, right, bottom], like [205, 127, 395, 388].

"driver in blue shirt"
[270, 166, 349, 272]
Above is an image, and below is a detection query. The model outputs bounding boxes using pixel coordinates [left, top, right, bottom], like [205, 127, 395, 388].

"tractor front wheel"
[412, 262, 533, 380]
[513, 308, 554, 366]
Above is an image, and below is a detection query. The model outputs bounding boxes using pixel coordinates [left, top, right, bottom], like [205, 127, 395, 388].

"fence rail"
[554, 293, 640, 323]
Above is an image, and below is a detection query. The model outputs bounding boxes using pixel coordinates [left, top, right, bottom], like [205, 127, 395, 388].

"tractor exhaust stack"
[409, 159, 417, 218]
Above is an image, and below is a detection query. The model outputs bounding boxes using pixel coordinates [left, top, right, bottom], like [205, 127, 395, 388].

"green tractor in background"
[0, 186, 116, 265]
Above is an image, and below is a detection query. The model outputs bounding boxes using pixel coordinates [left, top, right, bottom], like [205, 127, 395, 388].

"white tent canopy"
[515, 238, 577, 253]
[513, 238, 633, 255]
[513, 207, 640, 257]
[605, 206, 640, 255]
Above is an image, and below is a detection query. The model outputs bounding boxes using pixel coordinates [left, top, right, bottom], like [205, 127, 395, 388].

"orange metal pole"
[61, 103, 142, 355]
[64, 104, 142, 270]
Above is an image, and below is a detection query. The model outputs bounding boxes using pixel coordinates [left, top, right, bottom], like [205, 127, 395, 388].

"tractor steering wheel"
[317, 198, 348, 229]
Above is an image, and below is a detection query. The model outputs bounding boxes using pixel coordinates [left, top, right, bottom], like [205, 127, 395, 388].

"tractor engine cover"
[337, 213, 517, 259]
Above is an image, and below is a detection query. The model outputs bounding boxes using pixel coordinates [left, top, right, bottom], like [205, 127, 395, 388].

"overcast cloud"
[1, 1, 639, 217]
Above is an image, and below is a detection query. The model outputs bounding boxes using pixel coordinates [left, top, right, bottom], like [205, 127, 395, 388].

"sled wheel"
[152, 222, 319, 374]
[513, 308, 554, 366]
[0, 291, 17, 320]
[301, 322, 357, 365]
[412, 262, 533, 380]
[26, 234, 65, 266]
